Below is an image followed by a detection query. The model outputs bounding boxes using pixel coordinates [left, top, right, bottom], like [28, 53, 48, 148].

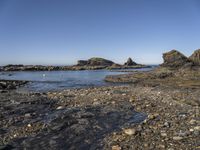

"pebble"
[27, 124, 32, 128]
[24, 113, 31, 118]
[194, 126, 200, 131]
[189, 119, 197, 125]
[194, 130, 199, 136]
[111, 101, 115, 104]
[172, 136, 183, 140]
[163, 122, 170, 128]
[56, 106, 65, 110]
[112, 145, 121, 150]
[93, 101, 100, 105]
[158, 144, 165, 149]
[161, 132, 167, 137]
[123, 128, 136, 136]
[177, 130, 189, 137]
[148, 113, 159, 120]
[189, 129, 194, 132]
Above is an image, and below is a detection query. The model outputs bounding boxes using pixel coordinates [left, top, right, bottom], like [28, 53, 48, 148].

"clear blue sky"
[0, 0, 200, 65]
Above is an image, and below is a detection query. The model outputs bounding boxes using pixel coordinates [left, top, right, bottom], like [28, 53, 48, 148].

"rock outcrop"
[0, 80, 28, 90]
[124, 58, 137, 66]
[189, 49, 200, 65]
[77, 60, 88, 66]
[77, 57, 114, 66]
[161, 50, 191, 68]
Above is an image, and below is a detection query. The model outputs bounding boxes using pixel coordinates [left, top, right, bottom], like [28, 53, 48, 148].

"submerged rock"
[161, 50, 191, 68]
[124, 58, 137, 66]
[189, 49, 200, 65]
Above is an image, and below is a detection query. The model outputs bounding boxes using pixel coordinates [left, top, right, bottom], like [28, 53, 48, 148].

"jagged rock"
[124, 58, 137, 66]
[161, 50, 191, 68]
[189, 49, 200, 65]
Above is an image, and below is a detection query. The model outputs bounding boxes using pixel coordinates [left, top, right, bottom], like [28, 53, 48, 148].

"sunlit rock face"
[189, 49, 200, 65]
[161, 50, 191, 68]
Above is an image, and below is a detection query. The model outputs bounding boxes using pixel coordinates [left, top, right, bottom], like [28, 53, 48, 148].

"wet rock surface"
[0, 86, 147, 149]
[0, 80, 28, 90]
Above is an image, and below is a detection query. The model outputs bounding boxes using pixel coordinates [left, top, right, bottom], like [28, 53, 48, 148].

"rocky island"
[1, 57, 149, 71]
[0, 50, 200, 150]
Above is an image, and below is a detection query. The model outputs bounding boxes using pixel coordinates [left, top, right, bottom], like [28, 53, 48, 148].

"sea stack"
[124, 58, 137, 66]
[189, 49, 200, 65]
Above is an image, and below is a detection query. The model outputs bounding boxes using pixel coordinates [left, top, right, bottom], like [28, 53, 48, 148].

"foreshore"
[0, 66, 200, 149]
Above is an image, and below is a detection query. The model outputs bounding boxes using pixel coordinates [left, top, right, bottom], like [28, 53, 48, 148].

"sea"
[0, 67, 155, 92]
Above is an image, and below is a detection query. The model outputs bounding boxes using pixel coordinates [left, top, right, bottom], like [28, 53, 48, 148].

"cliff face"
[189, 49, 200, 65]
[161, 50, 191, 68]
[77, 57, 114, 66]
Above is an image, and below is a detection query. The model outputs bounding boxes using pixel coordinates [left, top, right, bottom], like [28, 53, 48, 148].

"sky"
[0, 0, 200, 65]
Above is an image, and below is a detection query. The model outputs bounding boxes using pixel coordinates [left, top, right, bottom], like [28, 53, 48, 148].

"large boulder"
[124, 58, 137, 66]
[161, 50, 191, 68]
[189, 49, 200, 65]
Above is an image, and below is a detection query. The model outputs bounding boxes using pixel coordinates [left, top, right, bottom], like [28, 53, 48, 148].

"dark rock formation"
[77, 60, 88, 66]
[77, 57, 114, 66]
[161, 50, 191, 68]
[0, 80, 28, 90]
[124, 58, 137, 66]
[189, 49, 200, 65]
[88, 58, 114, 66]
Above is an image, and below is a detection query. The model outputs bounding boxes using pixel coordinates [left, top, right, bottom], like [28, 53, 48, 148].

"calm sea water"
[0, 68, 153, 92]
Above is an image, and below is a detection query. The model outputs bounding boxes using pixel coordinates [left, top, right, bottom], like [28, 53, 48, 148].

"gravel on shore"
[0, 82, 199, 149]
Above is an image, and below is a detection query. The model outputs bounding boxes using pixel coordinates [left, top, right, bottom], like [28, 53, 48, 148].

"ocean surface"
[0, 67, 153, 92]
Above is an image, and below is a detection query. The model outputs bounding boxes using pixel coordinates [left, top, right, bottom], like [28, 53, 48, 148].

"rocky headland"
[0, 50, 200, 149]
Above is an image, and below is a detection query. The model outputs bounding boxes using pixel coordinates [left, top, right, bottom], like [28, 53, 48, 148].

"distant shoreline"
[0, 64, 151, 72]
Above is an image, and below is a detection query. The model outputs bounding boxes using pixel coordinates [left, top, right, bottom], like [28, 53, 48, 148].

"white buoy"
[43, 74, 46, 77]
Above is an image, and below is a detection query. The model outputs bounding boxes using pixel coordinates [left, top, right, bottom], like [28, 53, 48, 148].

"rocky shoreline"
[0, 50, 200, 149]
[0, 83, 199, 149]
